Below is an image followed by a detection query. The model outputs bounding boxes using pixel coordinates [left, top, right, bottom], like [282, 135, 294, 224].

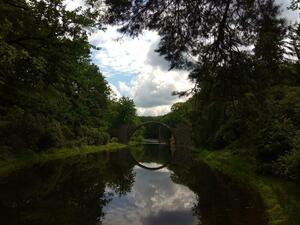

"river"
[0, 144, 268, 225]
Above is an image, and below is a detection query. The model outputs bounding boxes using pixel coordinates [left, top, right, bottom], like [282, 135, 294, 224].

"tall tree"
[0, 0, 111, 150]
[103, 0, 265, 71]
[255, 0, 285, 67]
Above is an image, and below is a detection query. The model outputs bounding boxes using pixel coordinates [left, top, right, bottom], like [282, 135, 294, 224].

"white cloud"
[90, 27, 160, 76]
[118, 81, 131, 94]
[128, 69, 192, 115]
[145, 39, 170, 71]
[276, 0, 299, 22]
[109, 83, 121, 99]
[89, 26, 193, 116]
[137, 106, 174, 117]
[64, 0, 85, 11]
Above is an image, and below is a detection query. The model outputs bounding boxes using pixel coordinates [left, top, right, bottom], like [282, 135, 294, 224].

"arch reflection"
[128, 143, 175, 170]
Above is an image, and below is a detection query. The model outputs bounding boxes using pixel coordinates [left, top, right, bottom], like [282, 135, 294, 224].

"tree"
[103, 0, 266, 71]
[162, 101, 193, 127]
[254, 0, 286, 69]
[0, 0, 112, 151]
[290, 0, 300, 10]
[108, 96, 138, 129]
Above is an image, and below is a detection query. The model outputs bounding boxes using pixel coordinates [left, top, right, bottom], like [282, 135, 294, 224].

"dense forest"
[1, 0, 300, 182]
[107, 0, 300, 180]
[0, 0, 138, 153]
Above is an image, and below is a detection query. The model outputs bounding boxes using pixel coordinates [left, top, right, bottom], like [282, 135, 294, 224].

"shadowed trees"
[0, 0, 138, 152]
[102, 0, 300, 179]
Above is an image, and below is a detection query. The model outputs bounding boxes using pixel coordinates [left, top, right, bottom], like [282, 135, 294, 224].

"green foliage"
[254, 0, 286, 69]
[37, 119, 65, 150]
[255, 118, 295, 173]
[277, 134, 300, 180]
[0, 143, 126, 176]
[108, 96, 139, 129]
[153, 1, 300, 180]
[129, 129, 144, 145]
[161, 100, 193, 127]
[254, 86, 300, 179]
[80, 126, 110, 145]
[0, 0, 139, 152]
[103, 0, 263, 69]
[196, 149, 300, 225]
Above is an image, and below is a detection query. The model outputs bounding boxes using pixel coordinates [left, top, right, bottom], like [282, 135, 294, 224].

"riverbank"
[195, 149, 300, 225]
[0, 143, 126, 177]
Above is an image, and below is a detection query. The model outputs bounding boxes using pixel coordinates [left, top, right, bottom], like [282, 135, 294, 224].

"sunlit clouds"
[89, 26, 193, 116]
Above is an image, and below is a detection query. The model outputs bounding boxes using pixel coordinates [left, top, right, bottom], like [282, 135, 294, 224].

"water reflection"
[103, 163, 198, 225]
[0, 146, 268, 225]
[170, 157, 268, 225]
[128, 143, 172, 170]
[0, 152, 135, 225]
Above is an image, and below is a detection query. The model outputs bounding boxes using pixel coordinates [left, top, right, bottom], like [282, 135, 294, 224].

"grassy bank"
[0, 143, 126, 177]
[195, 149, 300, 225]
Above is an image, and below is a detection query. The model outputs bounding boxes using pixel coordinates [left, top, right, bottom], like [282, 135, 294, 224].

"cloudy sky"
[66, 0, 299, 116]
[89, 28, 193, 116]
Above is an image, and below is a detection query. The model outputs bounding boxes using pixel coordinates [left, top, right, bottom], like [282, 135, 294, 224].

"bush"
[110, 137, 119, 143]
[36, 120, 65, 151]
[255, 118, 295, 174]
[0, 105, 111, 152]
[254, 86, 300, 178]
[0, 107, 44, 151]
[277, 133, 300, 180]
[81, 126, 110, 145]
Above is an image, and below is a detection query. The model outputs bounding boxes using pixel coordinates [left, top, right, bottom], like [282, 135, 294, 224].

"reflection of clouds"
[102, 164, 198, 225]
[143, 210, 196, 225]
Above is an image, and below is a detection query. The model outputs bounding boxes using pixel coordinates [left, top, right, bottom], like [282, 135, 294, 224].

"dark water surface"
[0, 144, 268, 225]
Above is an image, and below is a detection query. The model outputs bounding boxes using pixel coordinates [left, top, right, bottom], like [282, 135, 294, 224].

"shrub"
[254, 86, 300, 178]
[255, 118, 295, 166]
[36, 120, 65, 151]
[276, 133, 300, 180]
[1, 107, 44, 151]
[81, 126, 110, 145]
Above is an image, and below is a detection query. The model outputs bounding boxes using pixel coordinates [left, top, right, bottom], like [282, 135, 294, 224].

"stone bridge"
[111, 121, 192, 147]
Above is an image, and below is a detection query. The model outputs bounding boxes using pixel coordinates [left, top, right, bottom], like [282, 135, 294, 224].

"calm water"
[0, 144, 268, 225]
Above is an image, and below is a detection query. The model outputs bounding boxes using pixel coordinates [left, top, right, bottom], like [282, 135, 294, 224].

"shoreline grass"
[194, 149, 300, 225]
[0, 143, 126, 177]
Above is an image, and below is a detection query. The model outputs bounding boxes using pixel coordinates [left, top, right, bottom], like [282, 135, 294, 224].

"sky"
[65, 0, 299, 116]
[89, 28, 192, 116]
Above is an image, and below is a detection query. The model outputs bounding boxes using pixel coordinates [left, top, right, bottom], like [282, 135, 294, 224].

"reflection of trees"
[129, 144, 171, 165]
[104, 150, 136, 196]
[170, 160, 268, 225]
[1, 150, 270, 225]
[0, 151, 135, 225]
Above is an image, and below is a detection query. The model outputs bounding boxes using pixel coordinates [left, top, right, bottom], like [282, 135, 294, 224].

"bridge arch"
[128, 121, 173, 143]
[127, 121, 176, 170]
